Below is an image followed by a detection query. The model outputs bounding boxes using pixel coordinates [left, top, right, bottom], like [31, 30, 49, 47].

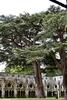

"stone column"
[25, 85, 29, 97]
[14, 80, 17, 97]
[45, 88, 47, 97]
[2, 80, 5, 98]
[44, 80, 47, 97]
[57, 84, 60, 98]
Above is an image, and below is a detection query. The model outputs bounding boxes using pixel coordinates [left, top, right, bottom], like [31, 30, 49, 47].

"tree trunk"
[33, 60, 45, 98]
[64, 87, 67, 100]
[63, 55, 67, 100]
[58, 47, 67, 100]
[63, 73, 67, 100]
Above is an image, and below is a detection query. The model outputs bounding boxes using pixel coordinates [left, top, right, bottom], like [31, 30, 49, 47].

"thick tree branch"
[49, 0, 67, 8]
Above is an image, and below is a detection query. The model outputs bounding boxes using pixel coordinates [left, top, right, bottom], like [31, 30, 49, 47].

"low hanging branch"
[49, 0, 67, 8]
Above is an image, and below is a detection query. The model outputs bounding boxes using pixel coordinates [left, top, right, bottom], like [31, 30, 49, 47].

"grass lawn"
[0, 98, 64, 100]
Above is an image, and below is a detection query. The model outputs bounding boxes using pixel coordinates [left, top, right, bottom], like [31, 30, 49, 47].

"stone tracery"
[0, 72, 64, 98]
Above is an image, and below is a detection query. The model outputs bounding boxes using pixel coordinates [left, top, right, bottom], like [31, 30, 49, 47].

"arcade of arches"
[0, 72, 65, 98]
[0, 73, 35, 98]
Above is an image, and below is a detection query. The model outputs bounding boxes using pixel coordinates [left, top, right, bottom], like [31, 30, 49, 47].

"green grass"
[0, 98, 64, 100]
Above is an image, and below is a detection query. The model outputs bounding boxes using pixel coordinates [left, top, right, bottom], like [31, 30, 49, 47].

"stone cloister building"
[43, 75, 64, 97]
[0, 72, 36, 98]
[0, 72, 64, 98]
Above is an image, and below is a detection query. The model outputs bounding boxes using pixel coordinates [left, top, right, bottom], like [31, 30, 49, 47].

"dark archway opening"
[5, 90, 8, 98]
[47, 91, 53, 97]
[17, 90, 25, 98]
[61, 91, 64, 97]
[9, 90, 14, 98]
[0, 90, 2, 97]
[5, 90, 14, 98]
[29, 91, 35, 98]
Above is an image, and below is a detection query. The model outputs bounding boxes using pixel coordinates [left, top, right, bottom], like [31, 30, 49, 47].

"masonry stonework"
[0, 72, 64, 98]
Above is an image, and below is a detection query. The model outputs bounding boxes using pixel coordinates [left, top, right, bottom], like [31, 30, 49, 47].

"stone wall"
[0, 72, 64, 98]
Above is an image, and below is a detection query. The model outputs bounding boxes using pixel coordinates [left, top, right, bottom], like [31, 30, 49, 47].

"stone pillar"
[58, 80, 61, 97]
[25, 85, 29, 97]
[2, 80, 5, 98]
[55, 84, 59, 99]
[14, 81, 17, 97]
[45, 88, 47, 97]
[57, 89, 60, 98]
[44, 81, 47, 97]
[57, 84, 60, 98]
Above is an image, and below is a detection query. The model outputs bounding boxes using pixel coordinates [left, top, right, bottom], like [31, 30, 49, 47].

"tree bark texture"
[53, 46, 67, 100]
[63, 54, 67, 100]
[33, 60, 45, 98]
